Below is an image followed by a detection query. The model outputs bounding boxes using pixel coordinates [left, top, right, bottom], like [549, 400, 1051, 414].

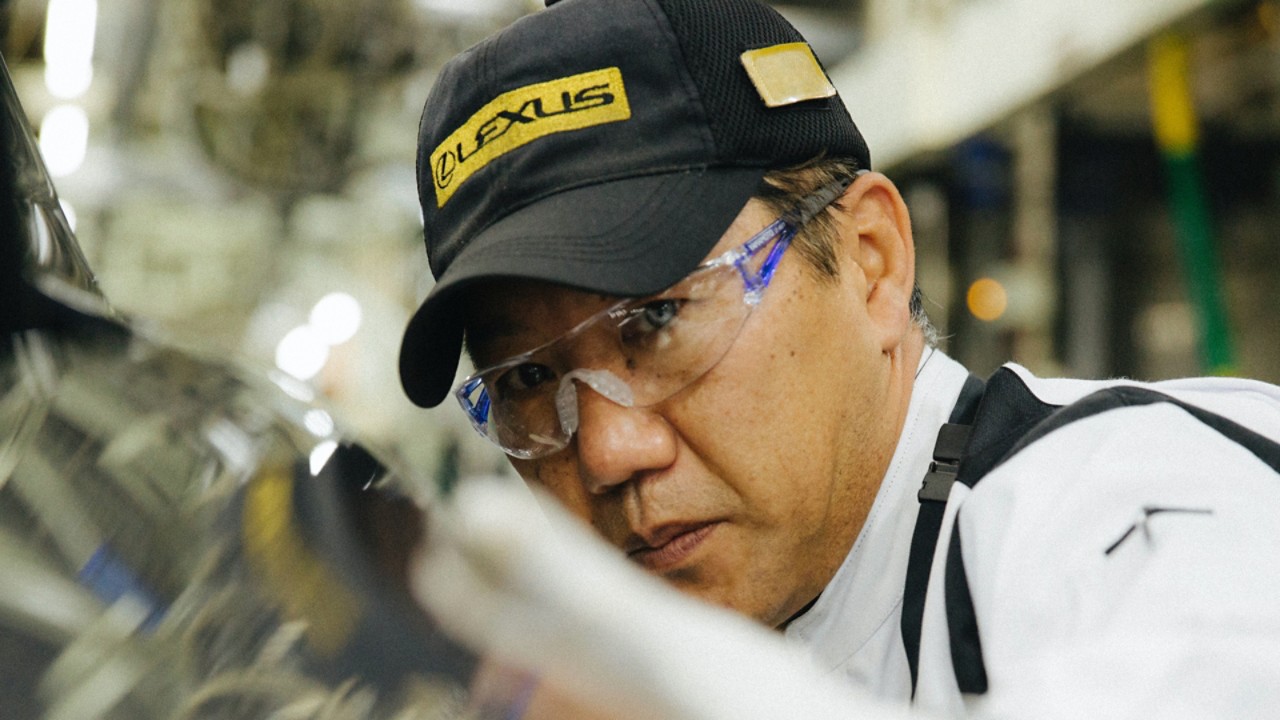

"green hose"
[1148, 34, 1236, 375]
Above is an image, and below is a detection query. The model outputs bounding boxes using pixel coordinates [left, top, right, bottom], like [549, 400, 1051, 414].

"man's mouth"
[625, 521, 721, 571]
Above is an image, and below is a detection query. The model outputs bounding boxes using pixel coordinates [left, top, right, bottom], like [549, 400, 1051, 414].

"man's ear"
[832, 172, 916, 353]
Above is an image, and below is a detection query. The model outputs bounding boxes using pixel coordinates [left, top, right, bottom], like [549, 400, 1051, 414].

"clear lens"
[612, 264, 752, 401]
[471, 261, 754, 459]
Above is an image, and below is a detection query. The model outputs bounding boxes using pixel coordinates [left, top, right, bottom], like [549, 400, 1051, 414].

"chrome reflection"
[2, 52, 103, 343]
[1, 40, 506, 720]
[0, 56, 97, 300]
[0, 321, 482, 719]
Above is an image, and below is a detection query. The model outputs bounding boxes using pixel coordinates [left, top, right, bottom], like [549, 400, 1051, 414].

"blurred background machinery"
[2, 0, 1280, 527]
[860, 0, 1280, 384]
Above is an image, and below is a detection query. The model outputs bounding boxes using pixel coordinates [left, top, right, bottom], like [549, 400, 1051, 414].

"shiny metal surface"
[0, 75, 93, 292]
[1, 50, 491, 720]
[1, 322, 482, 719]
[1, 51, 102, 335]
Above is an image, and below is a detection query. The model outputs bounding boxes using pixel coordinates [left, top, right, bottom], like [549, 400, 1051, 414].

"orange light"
[967, 278, 1008, 322]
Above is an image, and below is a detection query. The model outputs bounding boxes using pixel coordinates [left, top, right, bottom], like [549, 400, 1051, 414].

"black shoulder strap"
[905, 368, 1280, 698]
[903, 369, 1060, 696]
[901, 373, 985, 696]
[935, 369, 1060, 695]
[1003, 384, 1280, 474]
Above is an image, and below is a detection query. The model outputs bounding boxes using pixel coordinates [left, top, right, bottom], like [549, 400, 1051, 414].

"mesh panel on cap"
[654, 0, 868, 168]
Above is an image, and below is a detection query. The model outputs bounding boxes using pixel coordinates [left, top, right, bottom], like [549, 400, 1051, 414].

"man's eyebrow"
[462, 316, 530, 365]
[463, 291, 620, 364]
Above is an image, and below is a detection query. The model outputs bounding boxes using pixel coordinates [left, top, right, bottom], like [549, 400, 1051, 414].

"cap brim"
[399, 166, 767, 408]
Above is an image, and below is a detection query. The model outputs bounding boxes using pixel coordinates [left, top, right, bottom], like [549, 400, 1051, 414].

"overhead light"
[276, 325, 330, 381]
[309, 292, 363, 346]
[967, 277, 1009, 323]
[303, 408, 335, 438]
[43, 0, 98, 99]
[226, 43, 271, 97]
[39, 105, 90, 177]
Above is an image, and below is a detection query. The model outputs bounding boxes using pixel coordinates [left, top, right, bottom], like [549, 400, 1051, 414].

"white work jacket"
[787, 350, 1280, 719]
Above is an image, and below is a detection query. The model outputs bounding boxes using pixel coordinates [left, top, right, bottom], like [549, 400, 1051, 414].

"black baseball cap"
[400, 0, 870, 407]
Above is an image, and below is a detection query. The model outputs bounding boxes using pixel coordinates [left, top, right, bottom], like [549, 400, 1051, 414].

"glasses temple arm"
[749, 226, 795, 294]
[749, 172, 862, 293]
[781, 172, 861, 226]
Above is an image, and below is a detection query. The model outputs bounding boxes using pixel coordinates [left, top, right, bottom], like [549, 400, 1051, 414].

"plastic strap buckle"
[918, 422, 972, 502]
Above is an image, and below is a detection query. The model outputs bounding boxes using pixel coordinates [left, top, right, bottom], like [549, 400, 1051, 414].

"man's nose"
[572, 383, 677, 495]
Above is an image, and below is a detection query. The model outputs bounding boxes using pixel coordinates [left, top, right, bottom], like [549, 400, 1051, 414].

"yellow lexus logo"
[431, 67, 632, 207]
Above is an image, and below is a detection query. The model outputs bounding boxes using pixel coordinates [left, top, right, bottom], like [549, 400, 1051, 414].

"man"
[400, 0, 1280, 717]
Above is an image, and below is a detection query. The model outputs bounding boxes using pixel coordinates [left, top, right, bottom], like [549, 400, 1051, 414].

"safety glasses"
[455, 175, 857, 459]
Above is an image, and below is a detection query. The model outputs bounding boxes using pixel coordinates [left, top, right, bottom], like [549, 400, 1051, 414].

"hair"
[756, 158, 937, 346]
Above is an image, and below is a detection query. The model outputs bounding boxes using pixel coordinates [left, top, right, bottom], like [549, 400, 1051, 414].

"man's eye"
[618, 299, 685, 348]
[494, 363, 557, 395]
[635, 299, 682, 331]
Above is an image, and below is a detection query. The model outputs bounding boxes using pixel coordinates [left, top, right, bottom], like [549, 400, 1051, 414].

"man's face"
[462, 192, 907, 628]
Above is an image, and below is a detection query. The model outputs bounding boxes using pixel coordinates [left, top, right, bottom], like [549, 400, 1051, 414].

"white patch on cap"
[740, 43, 837, 108]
